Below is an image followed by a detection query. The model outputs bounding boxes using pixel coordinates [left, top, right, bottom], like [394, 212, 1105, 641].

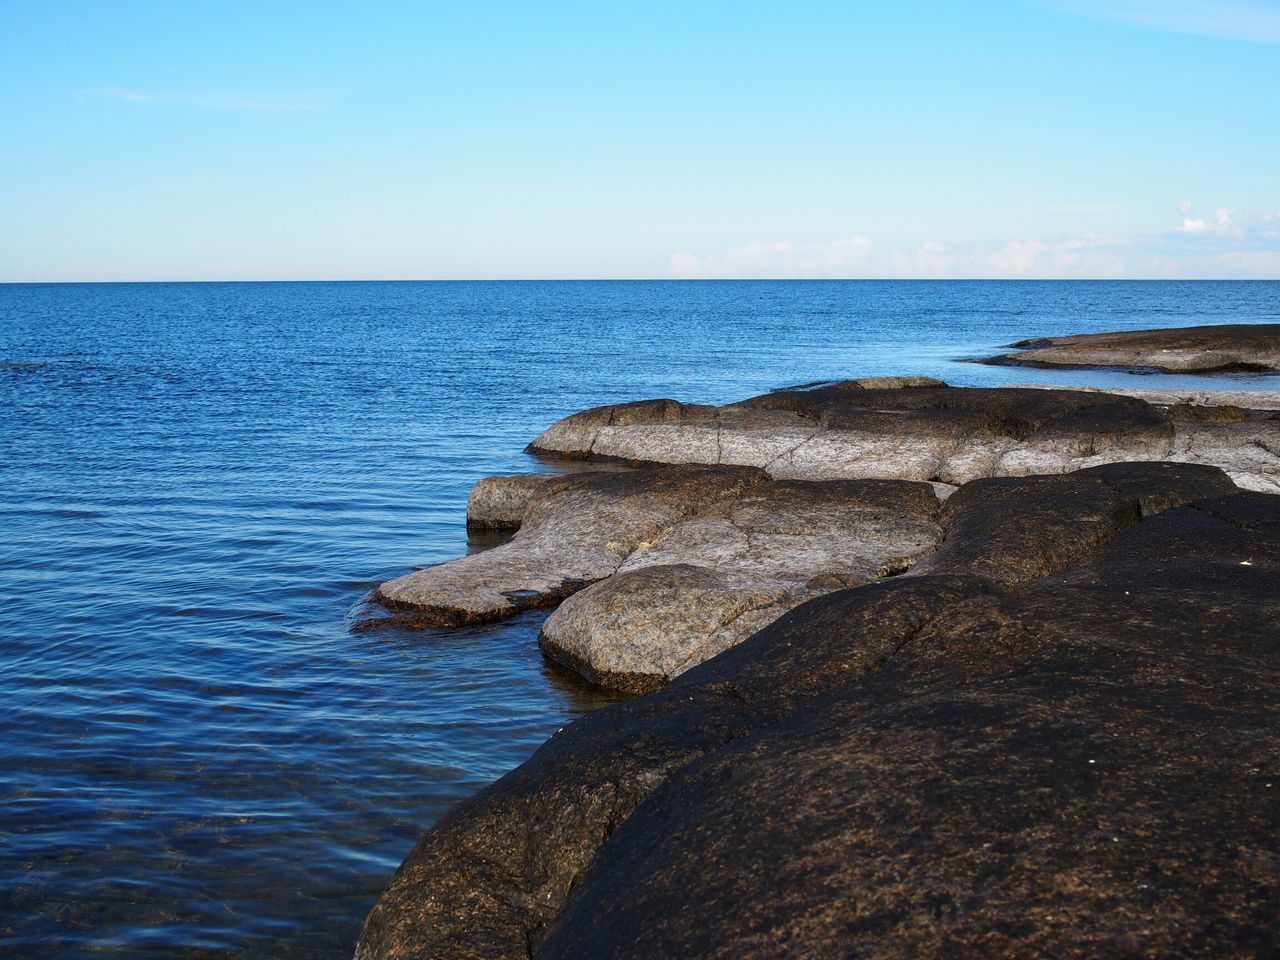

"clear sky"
[2, 0, 1278, 281]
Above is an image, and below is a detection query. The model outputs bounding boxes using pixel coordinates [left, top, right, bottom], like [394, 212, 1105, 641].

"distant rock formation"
[984, 323, 1280, 373]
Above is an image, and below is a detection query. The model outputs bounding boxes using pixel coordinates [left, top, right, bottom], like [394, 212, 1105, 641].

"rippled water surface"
[1, 280, 1276, 958]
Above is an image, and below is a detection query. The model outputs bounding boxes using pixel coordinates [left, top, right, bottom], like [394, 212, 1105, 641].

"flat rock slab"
[540, 479, 942, 692]
[375, 465, 766, 626]
[529, 378, 1280, 493]
[1013, 382, 1280, 411]
[357, 462, 1280, 960]
[373, 469, 944, 689]
[985, 323, 1280, 373]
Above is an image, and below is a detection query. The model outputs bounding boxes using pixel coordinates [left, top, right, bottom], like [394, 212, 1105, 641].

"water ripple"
[1, 280, 1275, 957]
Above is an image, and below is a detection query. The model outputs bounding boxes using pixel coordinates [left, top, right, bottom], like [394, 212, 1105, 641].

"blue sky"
[2, 0, 1278, 280]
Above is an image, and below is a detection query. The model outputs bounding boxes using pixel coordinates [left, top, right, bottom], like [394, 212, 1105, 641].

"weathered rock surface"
[357, 461, 1279, 959]
[986, 323, 1280, 373]
[375, 465, 765, 626]
[1014, 382, 1280, 411]
[529, 379, 1280, 494]
[539, 479, 943, 692]
[375, 468, 944, 679]
[465, 474, 550, 530]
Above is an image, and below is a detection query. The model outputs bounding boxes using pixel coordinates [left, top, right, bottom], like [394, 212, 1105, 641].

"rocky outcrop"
[1013, 382, 1280, 411]
[465, 475, 550, 530]
[985, 323, 1280, 373]
[539, 479, 943, 692]
[374, 466, 765, 627]
[529, 379, 1280, 494]
[356, 461, 1280, 959]
[372, 468, 945, 685]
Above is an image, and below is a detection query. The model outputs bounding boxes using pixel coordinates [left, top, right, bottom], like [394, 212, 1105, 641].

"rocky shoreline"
[356, 368, 1279, 958]
[983, 323, 1280, 374]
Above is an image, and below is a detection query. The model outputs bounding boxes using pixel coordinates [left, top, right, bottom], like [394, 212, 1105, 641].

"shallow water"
[1, 280, 1276, 958]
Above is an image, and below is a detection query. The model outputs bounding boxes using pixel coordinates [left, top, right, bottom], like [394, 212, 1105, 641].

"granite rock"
[375, 465, 765, 626]
[530, 382, 1175, 483]
[530, 379, 1280, 493]
[986, 323, 1280, 373]
[465, 474, 551, 530]
[539, 479, 943, 692]
[357, 462, 1280, 960]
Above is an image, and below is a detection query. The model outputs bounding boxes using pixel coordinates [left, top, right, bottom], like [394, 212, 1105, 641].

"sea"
[2, 280, 1277, 958]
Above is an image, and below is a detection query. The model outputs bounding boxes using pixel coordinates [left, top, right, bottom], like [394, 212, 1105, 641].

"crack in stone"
[760, 428, 825, 476]
[1251, 437, 1280, 462]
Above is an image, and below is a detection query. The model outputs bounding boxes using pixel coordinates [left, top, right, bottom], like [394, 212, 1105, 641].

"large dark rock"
[356, 462, 1279, 959]
[986, 323, 1280, 374]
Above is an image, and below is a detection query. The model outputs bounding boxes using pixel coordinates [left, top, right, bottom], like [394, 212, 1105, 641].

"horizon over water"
[2, 280, 1277, 958]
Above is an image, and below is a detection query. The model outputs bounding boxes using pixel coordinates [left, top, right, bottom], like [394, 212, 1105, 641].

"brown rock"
[357, 462, 1280, 960]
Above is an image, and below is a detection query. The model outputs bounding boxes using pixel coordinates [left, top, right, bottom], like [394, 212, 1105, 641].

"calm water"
[2, 280, 1277, 958]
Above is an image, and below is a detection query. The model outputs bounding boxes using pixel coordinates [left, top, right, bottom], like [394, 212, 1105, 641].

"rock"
[357, 462, 1280, 959]
[909, 461, 1239, 583]
[529, 380, 1280, 494]
[539, 479, 943, 692]
[986, 323, 1280, 373]
[374, 465, 766, 626]
[1012, 382, 1280, 411]
[465, 475, 551, 530]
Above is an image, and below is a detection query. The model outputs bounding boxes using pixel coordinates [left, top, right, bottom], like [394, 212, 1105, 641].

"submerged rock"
[356, 462, 1280, 959]
[985, 323, 1280, 373]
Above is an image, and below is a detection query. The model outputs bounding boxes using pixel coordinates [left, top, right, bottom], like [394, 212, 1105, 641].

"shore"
[355, 331, 1280, 959]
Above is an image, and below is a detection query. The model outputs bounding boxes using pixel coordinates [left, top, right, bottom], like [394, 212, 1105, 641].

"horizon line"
[5, 276, 1280, 285]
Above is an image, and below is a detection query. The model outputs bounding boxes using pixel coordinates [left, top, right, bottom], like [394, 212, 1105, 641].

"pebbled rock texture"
[356, 461, 1279, 960]
[985, 323, 1280, 374]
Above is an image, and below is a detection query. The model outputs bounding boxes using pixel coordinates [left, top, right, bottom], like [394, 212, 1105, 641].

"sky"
[1, 0, 1278, 281]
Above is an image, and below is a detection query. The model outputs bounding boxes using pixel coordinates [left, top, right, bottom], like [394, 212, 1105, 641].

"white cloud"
[1048, 0, 1280, 45]
[76, 87, 319, 111]
[667, 204, 1280, 280]
[987, 238, 1126, 278]
[667, 237, 873, 279]
[672, 235, 1132, 279]
[989, 239, 1049, 275]
[1178, 199, 1194, 215]
[1174, 206, 1239, 235]
[1058, 233, 1118, 250]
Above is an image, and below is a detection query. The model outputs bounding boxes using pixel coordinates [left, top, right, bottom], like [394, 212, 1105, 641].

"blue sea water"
[1, 280, 1277, 958]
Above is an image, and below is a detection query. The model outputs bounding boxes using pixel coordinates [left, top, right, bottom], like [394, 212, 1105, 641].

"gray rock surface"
[375, 465, 765, 626]
[1013, 382, 1280, 411]
[375, 468, 944, 690]
[539, 479, 942, 692]
[465, 474, 550, 530]
[356, 461, 1279, 960]
[529, 379, 1280, 493]
[985, 323, 1280, 373]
